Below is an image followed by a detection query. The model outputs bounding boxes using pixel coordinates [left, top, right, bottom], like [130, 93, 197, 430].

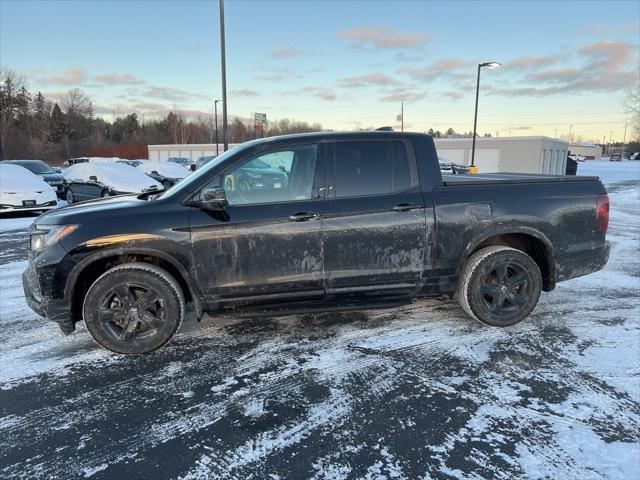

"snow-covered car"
[62, 162, 163, 203]
[630, 152, 639, 161]
[569, 153, 586, 162]
[3, 159, 67, 198]
[116, 159, 145, 168]
[168, 156, 196, 171]
[0, 164, 58, 214]
[438, 157, 469, 174]
[136, 160, 190, 188]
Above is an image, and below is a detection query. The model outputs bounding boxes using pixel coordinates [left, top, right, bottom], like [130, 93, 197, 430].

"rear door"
[321, 139, 427, 297]
[189, 143, 326, 305]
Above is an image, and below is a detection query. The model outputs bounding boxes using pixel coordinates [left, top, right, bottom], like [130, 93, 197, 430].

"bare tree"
[623, 86, 640, 142]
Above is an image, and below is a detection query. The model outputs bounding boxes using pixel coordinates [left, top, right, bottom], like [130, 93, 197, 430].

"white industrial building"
[434, 136, 569, 174]
[148, 143, 241, 162]
[569, 142, 602, 160]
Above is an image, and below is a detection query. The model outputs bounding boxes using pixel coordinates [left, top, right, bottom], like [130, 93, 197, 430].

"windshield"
[156, 146, 243, 199]
[169, 157, 191, 165]
[245, 158, 270, 169]
[16, 161, 55, 174]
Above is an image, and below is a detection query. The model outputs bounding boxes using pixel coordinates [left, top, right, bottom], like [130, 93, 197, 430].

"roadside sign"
[254, 113, 266, 130]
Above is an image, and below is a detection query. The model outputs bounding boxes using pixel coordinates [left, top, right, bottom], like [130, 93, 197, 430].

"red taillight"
[596, 194, 609, 234]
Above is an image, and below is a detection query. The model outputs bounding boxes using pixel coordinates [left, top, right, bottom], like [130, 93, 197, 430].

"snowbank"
[136, 160, 190, 178]
[62, 163, 162, 193]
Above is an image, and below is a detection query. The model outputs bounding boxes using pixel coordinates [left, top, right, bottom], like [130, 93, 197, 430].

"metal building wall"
[434, 136, 569, 174]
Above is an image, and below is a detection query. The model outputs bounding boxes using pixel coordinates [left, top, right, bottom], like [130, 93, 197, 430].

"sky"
[1, 0, 638, 142]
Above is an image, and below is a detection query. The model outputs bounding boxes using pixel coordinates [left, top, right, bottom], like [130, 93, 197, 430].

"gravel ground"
[0, 162, 638, 479]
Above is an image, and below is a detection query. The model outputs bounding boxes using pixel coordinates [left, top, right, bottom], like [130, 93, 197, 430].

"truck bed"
[441, 172, 599, 186]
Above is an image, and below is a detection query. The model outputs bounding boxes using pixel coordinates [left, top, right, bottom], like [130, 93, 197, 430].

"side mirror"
[151, 170, 159, 175]
[54, 167, 62, 173]
[89, 175, 98, 182]
[199, 187, 227, 210]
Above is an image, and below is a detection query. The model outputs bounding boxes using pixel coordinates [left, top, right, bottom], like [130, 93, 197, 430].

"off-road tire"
[66, 189, 74, 203]
[458, 246, 542, 327]
[83, 263, 185, 354]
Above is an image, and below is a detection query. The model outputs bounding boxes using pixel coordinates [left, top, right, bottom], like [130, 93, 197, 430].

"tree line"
[0, 69, 323, 164]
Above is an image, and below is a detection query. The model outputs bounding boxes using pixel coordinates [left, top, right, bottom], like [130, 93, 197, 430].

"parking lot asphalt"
[1, 163, 638, 479]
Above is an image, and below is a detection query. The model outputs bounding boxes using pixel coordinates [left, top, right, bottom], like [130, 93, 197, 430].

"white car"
[0, 164, 58, 214]
[62, 162, 163, 203]
[568, 153, 586, 162]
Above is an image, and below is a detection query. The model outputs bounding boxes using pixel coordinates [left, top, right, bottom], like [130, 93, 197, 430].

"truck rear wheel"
[458, 246, 541, 327]
[83, 263, 185, 354]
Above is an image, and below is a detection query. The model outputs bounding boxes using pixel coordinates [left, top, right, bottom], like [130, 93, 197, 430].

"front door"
[321, 139, 428, 297]
[189, 143, 325, 306]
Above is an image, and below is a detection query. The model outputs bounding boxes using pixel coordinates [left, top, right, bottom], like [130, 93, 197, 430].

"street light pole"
[214, 99, 221, 156]
[471, 61, 501, 173]
[219, 0, 228, 151]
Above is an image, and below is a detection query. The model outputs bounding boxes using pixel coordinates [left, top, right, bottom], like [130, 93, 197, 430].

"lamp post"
[219, 0, 228, 151]
[471, 61, 501, 173]
[214, 99, 221, 156]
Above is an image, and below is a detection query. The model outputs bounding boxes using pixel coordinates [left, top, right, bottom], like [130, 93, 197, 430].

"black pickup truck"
[23, 132, 610, 354]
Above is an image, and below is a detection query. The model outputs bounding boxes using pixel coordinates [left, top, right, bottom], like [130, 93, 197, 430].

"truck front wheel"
[458, 246, 542, 327]
[83, 263, 185, 354]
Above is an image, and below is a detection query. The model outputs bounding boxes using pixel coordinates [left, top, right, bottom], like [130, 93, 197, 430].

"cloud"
[337, 26, 430, 49]
[282, 86, 337, 101]
[36, 68, 88, 85]
[506, 55, 563, 71]
[441, 91, 465, 101]
[231, 89, 258, 97]
[525, 67, 580, 83]
[270, 48, 307, 58]
[339, 72, 400, 88]
[398, 58, 470, 82]
[624, 22, 639, 32]
[379, 88, 426, 102]
[131, 102, 168, 111]
[140, 85, 209, 102]
[94, 73, 145, 85]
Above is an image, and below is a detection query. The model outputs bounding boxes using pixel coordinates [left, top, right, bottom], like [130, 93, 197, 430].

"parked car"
[136, 160, 190, 188]
[2, 160, 67, 198]
[116, 159, 145, 168]
[168, 156, 196, 171]
[0, 164, 58, 214]
[65, 157, 90, 166]
[23, 132, 610, 354]
[630, 152, 639, 161]
[568, 153, 586, 162]
[196, 155, 216, 169]
[438, 157, 470, 174]
[61, 162, 163, 203]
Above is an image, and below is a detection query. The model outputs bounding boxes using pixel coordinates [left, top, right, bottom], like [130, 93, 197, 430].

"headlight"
[31, 225, 78, 252]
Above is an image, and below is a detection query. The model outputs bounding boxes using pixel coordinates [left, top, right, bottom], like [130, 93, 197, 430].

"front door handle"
[289, 212, 319, 222]
[392, 203, 422, 212]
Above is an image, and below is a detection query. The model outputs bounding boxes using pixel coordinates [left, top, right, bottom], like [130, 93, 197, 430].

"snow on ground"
[0, 161, 638, 479]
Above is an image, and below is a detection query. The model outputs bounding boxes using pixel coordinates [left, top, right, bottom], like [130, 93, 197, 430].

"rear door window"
[330, 141, 418, 198]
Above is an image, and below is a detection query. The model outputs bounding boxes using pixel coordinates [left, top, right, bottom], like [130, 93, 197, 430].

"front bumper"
[22, 259, 75, 334]
[0, 201, 58, 213]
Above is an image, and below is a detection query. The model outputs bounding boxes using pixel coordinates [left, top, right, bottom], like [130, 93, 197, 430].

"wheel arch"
[459, 228, 556, 291]
[66, 247, 206, 324]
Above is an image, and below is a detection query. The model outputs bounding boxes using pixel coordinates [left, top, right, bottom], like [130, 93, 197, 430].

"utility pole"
[401, 101, 404, 132]
[554, 128, 557, 138]
[219, 0, 229, 151]
[568, 124, 573, 143]
[622, 122, 628, 159]
[214, 100, 221, 156]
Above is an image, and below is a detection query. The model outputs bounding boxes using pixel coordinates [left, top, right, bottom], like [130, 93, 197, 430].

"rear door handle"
[392, 203, 422, 212]
[289, 212, 319, 222]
